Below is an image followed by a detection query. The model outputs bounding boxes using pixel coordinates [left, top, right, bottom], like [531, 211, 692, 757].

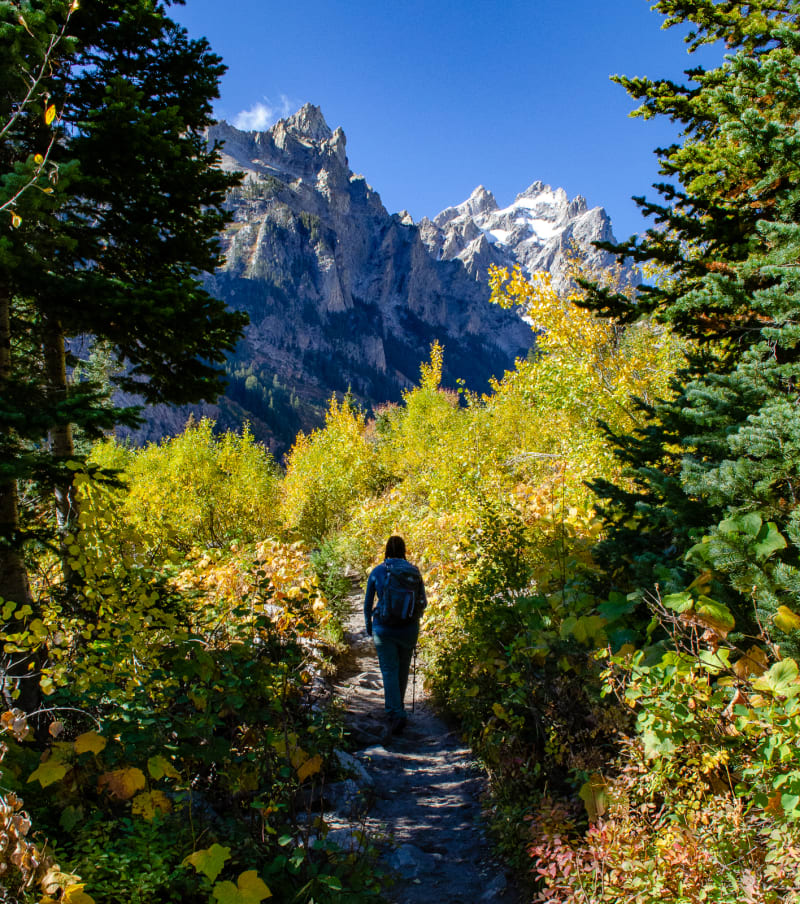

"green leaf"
[147, 754, 181, 780]
[699, 647, 731, 673]
[662, 592, 692, 613]
[598, 593, 636, 621]
[719, 513, 762, 537]
[753, 659, 800, 698]
[781, 793, 800, 816]
[578, 773, 608, 822]
[573, 615, 606, 645]
[59, 805, 83, 832]
[183, 844, 231, 883]
[754, 522, 787, 560]
[641, 729, 676, 759]
[559, 616, 578, 640]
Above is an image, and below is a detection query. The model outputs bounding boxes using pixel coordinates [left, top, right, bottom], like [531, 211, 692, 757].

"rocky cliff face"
[418, 182, 636, 294]
[125, 105, 633, 453]
[186, 105, 534, 451]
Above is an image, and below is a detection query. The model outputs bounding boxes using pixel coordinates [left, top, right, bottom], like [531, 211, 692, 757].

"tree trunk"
[0, 287, 40, 714]
[42, 318, 78, 590]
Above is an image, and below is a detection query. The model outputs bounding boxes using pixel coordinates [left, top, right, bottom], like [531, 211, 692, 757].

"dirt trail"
[329, 595, 522, 904]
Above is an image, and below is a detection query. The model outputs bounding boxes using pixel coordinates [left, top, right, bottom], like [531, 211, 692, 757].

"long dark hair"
[384, 535, 406, 560]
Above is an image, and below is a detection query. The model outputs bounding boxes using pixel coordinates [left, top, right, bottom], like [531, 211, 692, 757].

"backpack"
[377, 560, 424, 626]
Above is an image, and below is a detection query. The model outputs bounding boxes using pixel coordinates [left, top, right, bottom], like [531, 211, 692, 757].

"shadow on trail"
[329, 593, 522, 904]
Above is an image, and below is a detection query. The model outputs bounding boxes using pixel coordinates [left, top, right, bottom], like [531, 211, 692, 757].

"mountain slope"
[200, 106, 533, 450]
[125, 105, 632, 453]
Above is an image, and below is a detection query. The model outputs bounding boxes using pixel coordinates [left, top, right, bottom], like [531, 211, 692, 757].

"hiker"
[364, 535, 427, 738]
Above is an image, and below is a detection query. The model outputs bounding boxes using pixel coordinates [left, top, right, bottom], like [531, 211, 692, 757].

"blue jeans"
[372, 624, 418, 719]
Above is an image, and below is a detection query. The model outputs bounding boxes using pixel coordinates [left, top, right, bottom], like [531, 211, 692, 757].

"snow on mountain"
[418, 181, 638, 293]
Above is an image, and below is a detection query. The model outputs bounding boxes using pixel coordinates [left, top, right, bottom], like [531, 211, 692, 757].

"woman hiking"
[363, 536, 427, 739]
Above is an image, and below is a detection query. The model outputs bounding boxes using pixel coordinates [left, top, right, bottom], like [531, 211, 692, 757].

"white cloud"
[233, 95, 295, 131]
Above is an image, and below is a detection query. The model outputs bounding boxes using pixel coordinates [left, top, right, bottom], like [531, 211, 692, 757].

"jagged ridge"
[419, 182, 637, 293]
[126, 105, 632, 453]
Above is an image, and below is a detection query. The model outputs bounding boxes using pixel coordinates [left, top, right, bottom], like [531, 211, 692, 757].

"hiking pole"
[412, 645, 417, 714]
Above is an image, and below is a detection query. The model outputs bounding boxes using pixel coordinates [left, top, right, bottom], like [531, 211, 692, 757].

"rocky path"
[326, 595, 521, 904]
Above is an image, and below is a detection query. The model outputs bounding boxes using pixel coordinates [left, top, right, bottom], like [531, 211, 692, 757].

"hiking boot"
[392, 716, 407, 735]
[381, 715, 407, 743]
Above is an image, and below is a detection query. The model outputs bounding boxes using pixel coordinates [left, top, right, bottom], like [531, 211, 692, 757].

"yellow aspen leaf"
[147, 754, 181, 780]
[297, 753, 323, 782]
[11, 213, 21, 228]
[212, 870, 272, 904]
[28, 759, 68, 788]
[131, 790, 172, 821]
[733, 645, 769, 679]
[578, 773, 609, 823]
[41, 868, 81, 895]
[45, 104, 57, 125]
[766, 791, 784, 817]
[492, 702, 509, 721]
[289, 745, 307, 770]
[64, 885, 95, 904]
[98, 766, 146, 800]
[775, 606, 800, 633]
[465, 685, 480, 697]
[74, 730, 107, 755]
[183, 844, 231, 883]
[34, 153, 44, 165]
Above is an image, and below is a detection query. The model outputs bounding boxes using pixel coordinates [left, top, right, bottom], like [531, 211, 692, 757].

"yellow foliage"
[74, 730, 106, 756]
[147, 754, 181, 780]
[28, 758, 69, 788]
[212, 870, 272, 904]
[489, 263, 684, 428]
[97, 419, 281, 554]
[282, 395, 377, 542]
[297, 753, 323, 782]
[131, 790, 172, 821]
[63, 886, 96, 904]
[183, 843, 231, 882]
[97, 766, 146, 800]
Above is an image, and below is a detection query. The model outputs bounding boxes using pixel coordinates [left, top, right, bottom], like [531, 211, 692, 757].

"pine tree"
[0, 1, 247, 707]
[584, 1, 800, 648]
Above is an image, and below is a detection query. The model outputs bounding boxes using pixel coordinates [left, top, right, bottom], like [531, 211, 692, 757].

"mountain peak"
[514, 182, 567, 205]
[422, 181, 638, 293]
[282, 103, 333, 142]
[466, 185, 499, 216]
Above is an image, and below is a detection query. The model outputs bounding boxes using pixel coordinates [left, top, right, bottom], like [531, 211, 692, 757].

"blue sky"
[172, 1, 721, 240]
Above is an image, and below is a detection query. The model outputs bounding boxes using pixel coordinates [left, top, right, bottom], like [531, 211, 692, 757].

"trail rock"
[323, 779, 369, 818]
[333, 748, 374, 788]
[388, 843, 438, 878]
[481, 873, 509, 900]
[326, 825, 368, 853]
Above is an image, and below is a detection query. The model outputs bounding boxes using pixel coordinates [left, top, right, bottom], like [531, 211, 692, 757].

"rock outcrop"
[419, 181, 637, 294]
[125, 105, 634, 453]
[193, 105, 534, 451]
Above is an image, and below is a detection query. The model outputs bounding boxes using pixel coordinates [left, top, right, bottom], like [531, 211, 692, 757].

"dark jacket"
[364, 557, 427, 637]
